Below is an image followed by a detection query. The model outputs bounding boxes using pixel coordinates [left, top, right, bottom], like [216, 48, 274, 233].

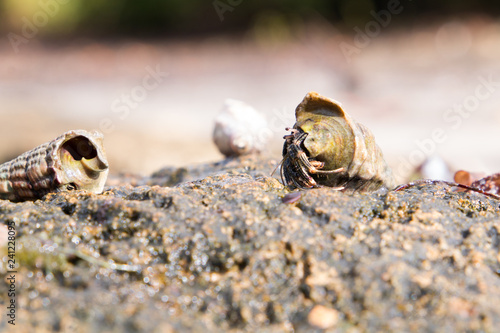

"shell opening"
[62, 136, 98, 161]
[59, 136, 108, 184]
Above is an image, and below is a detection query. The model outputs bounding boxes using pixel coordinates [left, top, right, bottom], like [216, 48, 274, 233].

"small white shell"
[212, 99, 270, 157]
[412, 155, 454, 182]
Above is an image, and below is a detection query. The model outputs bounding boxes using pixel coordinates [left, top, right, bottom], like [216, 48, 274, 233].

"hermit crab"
[0, 130, 109, 202]
[281, 92, 395, 192]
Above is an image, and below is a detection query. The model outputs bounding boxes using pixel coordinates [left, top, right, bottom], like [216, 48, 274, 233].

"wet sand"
[1, 155, 499, 332]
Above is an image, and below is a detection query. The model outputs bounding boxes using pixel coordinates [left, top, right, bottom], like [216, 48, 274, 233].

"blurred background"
[1, 0, 500, 182]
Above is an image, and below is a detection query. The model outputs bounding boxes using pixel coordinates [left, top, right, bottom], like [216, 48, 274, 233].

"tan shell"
[0, 130, 109, 202]
[281, 92, 395, 191]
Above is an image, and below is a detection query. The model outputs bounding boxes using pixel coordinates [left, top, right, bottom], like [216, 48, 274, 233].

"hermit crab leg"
[281, 131, 317, 188]
[309, 164, 344, 175]
[283, 147, 317, 188]
[281, 128, 346, 189]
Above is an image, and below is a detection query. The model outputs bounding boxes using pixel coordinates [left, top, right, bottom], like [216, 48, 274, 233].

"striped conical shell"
[0, 130, 109, 202]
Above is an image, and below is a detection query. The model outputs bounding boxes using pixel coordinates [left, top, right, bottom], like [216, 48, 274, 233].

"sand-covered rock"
[1, 155, 499, 332]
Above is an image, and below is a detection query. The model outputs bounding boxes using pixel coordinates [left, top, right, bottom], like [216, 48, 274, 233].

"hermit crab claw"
[0, 130, 109, 202]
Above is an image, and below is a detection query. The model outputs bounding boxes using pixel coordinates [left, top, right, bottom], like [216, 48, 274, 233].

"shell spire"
[0, 130, 109, 202]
